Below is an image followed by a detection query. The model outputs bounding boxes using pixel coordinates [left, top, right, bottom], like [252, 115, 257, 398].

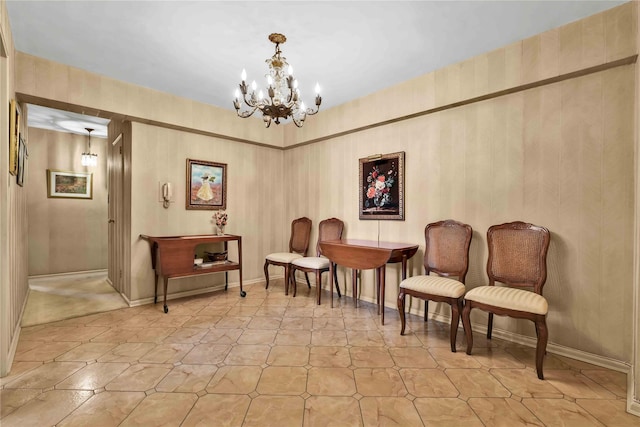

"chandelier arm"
[292, 115, 305, 127]
[236, 107, 258, 118]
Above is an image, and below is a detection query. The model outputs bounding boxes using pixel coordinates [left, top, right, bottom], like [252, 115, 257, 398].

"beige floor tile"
[360, 396, 423, 426]
[237, 329, 278, 345]
[505, 346, 572, 370]
[55, 342, 117, 362]
[224, 344, 271, 365]
[0, 390, 93, 427]
[350, 346, 395, 368]
[55, 362, 129, 390]
[181, 315, 221, 328]
[343, 316, 378, 331]
[311, 330, 348, 346]
[400, 368, 460, 397]
[303, 396, 364, 427]
[195, 304, 230, 316]
[275, 329, 312, 345]
[126, 327, 176, 343]
[469, 347, 527, 368]
[313, 317, 346, 330]
[267, 345, 310, 366]
[389, 346, 438, 368]
[97, 342, 156, 363]
[307, 367, 357, 396]
[206, 365, 262, 394]
[0, 388, 42, 418]
[200, 328, 243, 344]
[104, 363, 173, 391]
[354, 368, 407, 397]
[4, 361, 85, 389]
[429, 347, 483, 368]
[13, 341, 81, 362]
[138, 343, 193, 363]
[545, 369, 617, 399]
[155, 364, 218, 392]
[243, 395, 305, 427]
[0, 362, 42, 387]
[414, 397, 484, 426]
[226, 305, 260, 316]
[246, 316, 283, 330]
[280, 316, 314, 330]
[181, 393, 250, 427]
[216, 316, 252, 329]
[284, 307, 315, 318]
[489, 368, 564, 398]
[580, 369, 628, 398]
[255, 305, 287, 317]
[445, 369, 511, 397]
[57, 391, 145, 427]
[577, 399, 640, 427]
[163, 327, 208, 344]
[257, 366, 308, 395]
[380, 329, 424, 347]
[90, 328, 140, 343]
[309, 346, 351, 367]
[119, 392, 197, 427]
[523, 398, 603, 426]
[468, 397, 544, 426]
[347, 330, 386, 347]
[182, 343, 232, 364]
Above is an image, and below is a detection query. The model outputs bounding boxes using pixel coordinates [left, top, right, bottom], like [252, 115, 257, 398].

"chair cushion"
[292, 256, 330, 269]
[464, 286, 548, 315]
[400, 275, 465, 298]
[266, 252, 303, 263]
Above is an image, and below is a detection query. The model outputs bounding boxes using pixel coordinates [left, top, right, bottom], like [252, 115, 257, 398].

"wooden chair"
[264, 217, 312, 295]
[290, 218, 344, 305]
[462, 221, 550, 379]
[397, 220, 472, 352]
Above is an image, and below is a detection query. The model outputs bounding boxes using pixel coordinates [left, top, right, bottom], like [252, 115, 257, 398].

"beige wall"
[129, 122, 286, 302]
[27, 127, 108, 275]
[284, 2, 637, 364]
[0, 0, 29, 377]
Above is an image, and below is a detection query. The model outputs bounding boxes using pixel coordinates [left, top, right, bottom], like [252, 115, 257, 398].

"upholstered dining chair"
[397, 220, 472, 352]
[264, 217, 312, 295]
[462, 221, 550, 379]
[289, 217, 344, 305]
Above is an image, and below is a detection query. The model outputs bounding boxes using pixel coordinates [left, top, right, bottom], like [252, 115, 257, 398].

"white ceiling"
[7, 0, 626, 130]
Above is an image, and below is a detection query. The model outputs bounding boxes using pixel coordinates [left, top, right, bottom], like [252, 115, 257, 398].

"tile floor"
[1, 279, 638, 426]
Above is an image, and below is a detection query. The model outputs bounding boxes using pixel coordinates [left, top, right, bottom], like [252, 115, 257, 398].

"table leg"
[163, 276, 169, 314]
[401, 255, 408, 280]
[154, 274, 159, 304]
[352, 269, 358, 308]
[380, 264, 386, 325]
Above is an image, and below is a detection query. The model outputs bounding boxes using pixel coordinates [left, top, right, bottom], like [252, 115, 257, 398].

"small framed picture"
[186, 158, 227, 210]
[47, 169, 93, 199]
[8, 100, 20, 176]
[17, 136, 27, 187]
[359, 151, 405, 220]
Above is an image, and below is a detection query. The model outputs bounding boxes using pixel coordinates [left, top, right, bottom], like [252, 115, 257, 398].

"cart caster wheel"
[240, 291, 246, 297]
[163, 305, 169, 313]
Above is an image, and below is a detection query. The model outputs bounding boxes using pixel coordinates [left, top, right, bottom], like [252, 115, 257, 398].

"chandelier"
[233, 33, 322, 128]
[81, 127, 97, 167]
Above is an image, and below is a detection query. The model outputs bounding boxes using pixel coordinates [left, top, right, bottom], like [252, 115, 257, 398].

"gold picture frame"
[186, 158, 227, 210]
[9, 100, 20, 176]
[46, 169, 93, 199]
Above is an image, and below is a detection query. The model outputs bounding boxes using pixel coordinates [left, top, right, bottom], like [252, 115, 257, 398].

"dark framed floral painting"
[359, 151, 405, 220]
[186, 158, 227, 210]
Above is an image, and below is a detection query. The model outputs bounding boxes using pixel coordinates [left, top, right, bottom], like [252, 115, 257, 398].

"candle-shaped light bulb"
[300, 101, 306, 111]
[258, 90, 264, 100]
[293, 79, 298, 89]
[241, 69, 247, 82]
[287, 65, 293, 76]
[251, 80, 257, 91]
[267, 75, 273, 86]
[234, 88, 240, 100]
[315, 83, 321, 94]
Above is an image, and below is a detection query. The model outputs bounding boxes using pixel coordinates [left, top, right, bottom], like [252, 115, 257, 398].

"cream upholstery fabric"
[292, 256, 330, 269]
[464, 286, 548, 315]
[399, 275, 465, 298]
[266, 252, 303, 263]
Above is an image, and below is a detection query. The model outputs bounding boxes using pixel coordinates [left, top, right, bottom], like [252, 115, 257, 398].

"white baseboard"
[126, 277, 265, 307]
[28, 269, 108, 283]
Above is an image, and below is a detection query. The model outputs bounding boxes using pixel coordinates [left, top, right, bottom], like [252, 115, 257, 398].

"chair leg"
[290, 267, 297, 297]
[283, 265, 290, 296]
[535, 316, 548, 380]
[424, 300, 429, 321]
[462, 301, 474, 355]
[263, 260, 270, 289]
[487, 313, 494, 339]
[449, 298, 462, 353]
[316, 270, 322, 305]
[333, 264, 341, 298]
[305, 272, 311, 288]
[398, 290, 406, 335]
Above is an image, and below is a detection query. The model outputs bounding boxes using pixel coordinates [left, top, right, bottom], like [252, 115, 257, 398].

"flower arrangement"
[214, 210, 228, 227]
[364, 163, 396, 209]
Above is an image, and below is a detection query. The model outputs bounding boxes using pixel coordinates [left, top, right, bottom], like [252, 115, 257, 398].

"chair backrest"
[487, 221, 550, 294]
[316, 218, 344, 257]
[289, 217, 312, 256]
[424, 219, 473, 283]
